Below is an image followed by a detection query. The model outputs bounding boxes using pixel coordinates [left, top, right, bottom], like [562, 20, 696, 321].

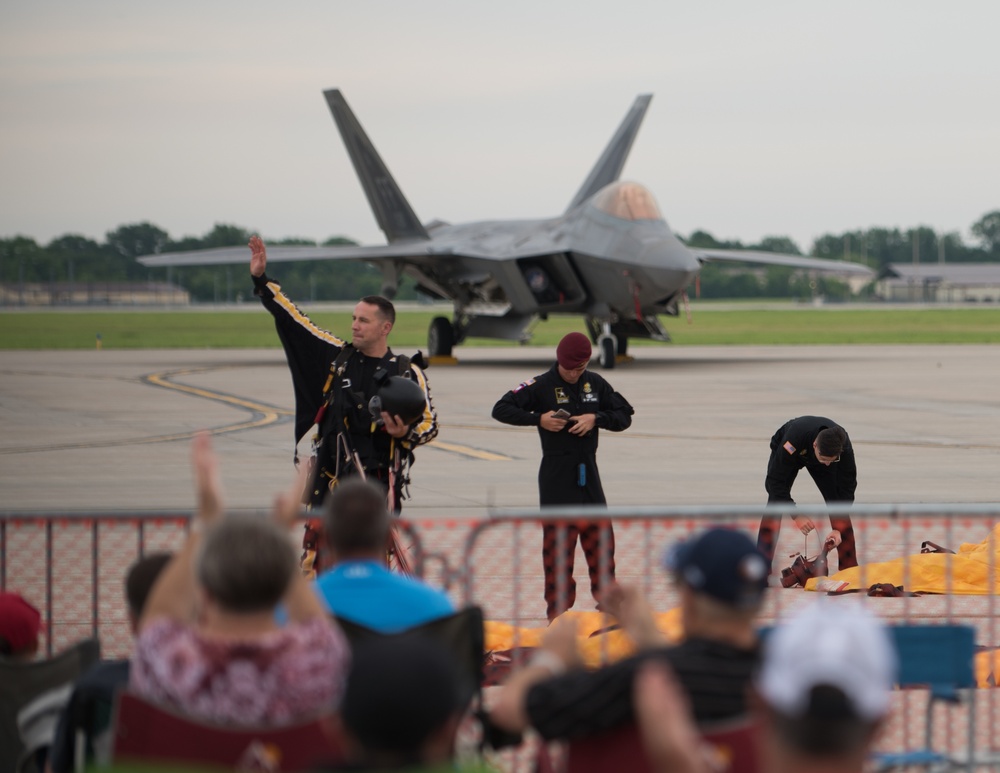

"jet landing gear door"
[517, 255, 586, 311]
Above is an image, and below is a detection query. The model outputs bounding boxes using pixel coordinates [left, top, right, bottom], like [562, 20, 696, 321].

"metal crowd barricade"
[461, 503, 1000, 770]
[0, 509, 426, 660]
[463, 502, 999, 625]
[2, 504, 998, 767]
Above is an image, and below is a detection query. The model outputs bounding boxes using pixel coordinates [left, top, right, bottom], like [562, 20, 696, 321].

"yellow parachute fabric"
[485, 608, 684, 668]
[975, 649, 1000, 689]
[805, 523, 1000, 596]
[484, 603, 1000, 688]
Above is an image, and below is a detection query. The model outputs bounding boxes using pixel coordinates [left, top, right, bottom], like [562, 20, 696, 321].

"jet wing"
[693, 248, 874, 278]
[137, 241, 436, 268]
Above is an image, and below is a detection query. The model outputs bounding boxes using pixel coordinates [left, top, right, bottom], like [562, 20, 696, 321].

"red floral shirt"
[131, 617, 348, 725]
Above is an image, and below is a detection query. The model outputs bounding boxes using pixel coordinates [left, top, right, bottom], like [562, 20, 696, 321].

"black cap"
[664, 527, 769, 608]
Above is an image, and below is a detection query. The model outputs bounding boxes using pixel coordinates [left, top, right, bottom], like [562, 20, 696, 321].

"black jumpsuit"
[758, 415, 858, 573]
[492, 364, 634, 620]
[254, 273, 438, 573]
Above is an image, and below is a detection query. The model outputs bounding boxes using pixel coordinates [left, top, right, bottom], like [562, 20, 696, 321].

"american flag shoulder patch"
[783, 441, 796, 455]
[512, 378, 536, 393]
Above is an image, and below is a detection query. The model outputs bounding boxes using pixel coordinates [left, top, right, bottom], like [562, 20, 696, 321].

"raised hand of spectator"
[275, 457, 328, 624]
[140, 431, 223, 629]
[192, 430, 225, 526]
[272, 458, 310, 531]
[599, 582, 665, 649]
[540, 615, 582, 671]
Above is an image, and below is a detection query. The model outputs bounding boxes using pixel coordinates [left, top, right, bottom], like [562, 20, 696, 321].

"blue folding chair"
[872, 624, 977, 772]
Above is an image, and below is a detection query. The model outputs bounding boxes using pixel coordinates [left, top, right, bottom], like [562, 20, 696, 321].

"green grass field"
[1, 305, 998, 349]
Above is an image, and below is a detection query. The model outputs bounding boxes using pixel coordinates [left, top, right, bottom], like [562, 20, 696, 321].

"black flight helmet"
[369, 376, 426, 426]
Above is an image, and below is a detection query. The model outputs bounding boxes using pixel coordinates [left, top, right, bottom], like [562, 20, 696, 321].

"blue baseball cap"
[664, 527, 769, 608]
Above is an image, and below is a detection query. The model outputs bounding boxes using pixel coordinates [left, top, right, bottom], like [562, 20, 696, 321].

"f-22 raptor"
[139, 90, 873, 368]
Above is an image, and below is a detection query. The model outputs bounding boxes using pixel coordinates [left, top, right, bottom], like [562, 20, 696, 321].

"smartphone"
[552, 409, 571, 419]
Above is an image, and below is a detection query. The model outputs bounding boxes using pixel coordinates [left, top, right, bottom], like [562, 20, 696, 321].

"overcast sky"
[2, 1, 998, 254]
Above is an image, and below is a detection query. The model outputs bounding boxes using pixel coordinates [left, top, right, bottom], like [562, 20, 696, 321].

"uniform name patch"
[783, 441, 796, 455]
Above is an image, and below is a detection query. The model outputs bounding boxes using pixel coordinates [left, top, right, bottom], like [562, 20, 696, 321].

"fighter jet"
[138, 90, 873, 368]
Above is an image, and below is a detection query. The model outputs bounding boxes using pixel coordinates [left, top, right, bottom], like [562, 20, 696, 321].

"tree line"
[1, 211, 997, 303]
[0, 223, 400, 304]
[686, 211, 1000, 300]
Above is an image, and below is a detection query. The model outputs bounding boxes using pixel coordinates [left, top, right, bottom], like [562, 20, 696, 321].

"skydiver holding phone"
[492, 332, 634, 621]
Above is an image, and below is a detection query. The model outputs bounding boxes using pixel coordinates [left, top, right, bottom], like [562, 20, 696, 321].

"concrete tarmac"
[2, 344, 998, 514]
[4, 344, 1000, 653]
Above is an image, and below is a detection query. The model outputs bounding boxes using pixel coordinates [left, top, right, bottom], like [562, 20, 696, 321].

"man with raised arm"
[250, 235, 438, 574]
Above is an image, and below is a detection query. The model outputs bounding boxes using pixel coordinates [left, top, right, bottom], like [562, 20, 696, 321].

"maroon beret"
[556, 332, 592, 369]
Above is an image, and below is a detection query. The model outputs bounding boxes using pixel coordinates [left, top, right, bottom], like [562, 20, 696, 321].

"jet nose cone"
[640, 237, 700, 273]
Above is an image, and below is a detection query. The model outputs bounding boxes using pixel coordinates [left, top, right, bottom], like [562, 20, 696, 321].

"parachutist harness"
[304, 344, 416, 510]
[299, 345, 422, 577]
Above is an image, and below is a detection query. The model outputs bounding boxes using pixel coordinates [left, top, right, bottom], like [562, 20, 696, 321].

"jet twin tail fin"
[323, 89, 430, 244]
[565, 94, 653, 214]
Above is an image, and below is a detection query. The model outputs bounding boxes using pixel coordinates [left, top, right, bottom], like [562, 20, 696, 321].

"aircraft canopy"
[592, 181, 663, 221]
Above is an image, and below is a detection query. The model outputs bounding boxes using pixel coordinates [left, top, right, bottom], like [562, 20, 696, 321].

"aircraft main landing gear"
[428, 316, 454, 358]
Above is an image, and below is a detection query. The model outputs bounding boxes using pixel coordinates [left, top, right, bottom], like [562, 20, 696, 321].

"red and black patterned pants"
[757, 513, 858, 575]
[542, 520, 616, 621]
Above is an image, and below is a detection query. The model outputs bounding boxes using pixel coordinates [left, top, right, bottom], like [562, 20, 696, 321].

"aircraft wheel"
[428, 316, 454, 357]
[598, 335, 617, 369]
[616, 336, 628, 356]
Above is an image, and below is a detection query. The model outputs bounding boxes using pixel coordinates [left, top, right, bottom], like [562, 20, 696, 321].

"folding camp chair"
[872, 624, 977, 772]
[332, 605, 520, 751]
[563, 716, 761, 773]
[333, 605, 486, 712]
[111, 690, 342, 771]
[0, 637, 100, 773]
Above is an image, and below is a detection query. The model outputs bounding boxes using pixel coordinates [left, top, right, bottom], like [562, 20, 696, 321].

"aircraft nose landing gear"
[597, 332, 618, 369]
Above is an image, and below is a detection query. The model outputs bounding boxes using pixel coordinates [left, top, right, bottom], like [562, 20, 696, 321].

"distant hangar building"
[876, 263, 1000, 303]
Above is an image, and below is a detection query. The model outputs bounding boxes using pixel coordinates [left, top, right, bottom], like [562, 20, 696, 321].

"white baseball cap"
[757, 600, 897, 721]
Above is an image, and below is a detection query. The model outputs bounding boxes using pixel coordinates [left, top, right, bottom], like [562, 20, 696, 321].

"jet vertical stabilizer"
[323, 89, 430, 243]
[564, 94, 652, 213]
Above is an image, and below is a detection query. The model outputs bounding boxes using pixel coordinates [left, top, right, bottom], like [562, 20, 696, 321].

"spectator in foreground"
[324, 635, 469, 771]
[489, 526, 769, 739]
[316, 478, 454, 632]
[752, 600, 896, 773]
[47, 552, 172, 772]
[130, 432, 350, 725]
[632, 660, 712, 773]
[0, 591, 43, 661]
